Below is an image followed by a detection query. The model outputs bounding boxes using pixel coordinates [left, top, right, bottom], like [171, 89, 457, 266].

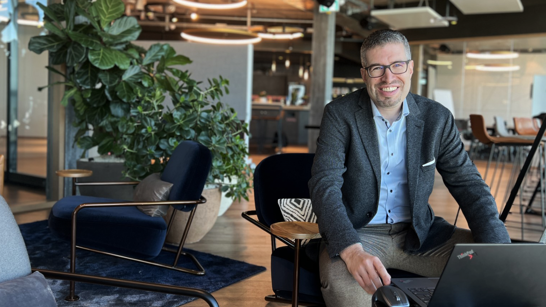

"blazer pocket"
[421, 158, 436, 172]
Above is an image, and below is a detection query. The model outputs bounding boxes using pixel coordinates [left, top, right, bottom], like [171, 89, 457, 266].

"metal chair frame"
[65, 180, 208, 301]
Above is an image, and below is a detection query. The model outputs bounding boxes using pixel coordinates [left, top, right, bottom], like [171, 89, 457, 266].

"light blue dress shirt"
[368, 99, 411, 224]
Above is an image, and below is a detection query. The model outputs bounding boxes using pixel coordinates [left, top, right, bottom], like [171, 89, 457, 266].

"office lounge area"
[3, 0, 546, 306]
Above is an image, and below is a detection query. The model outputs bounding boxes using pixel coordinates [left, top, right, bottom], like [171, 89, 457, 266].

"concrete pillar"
[307, 7, 336, 153]
[410, 44, 423, 96]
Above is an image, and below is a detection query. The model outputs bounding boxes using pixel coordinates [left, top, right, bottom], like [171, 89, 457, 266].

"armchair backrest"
[253, 153, 315, 227]
[160, 141, 212, 210]
[0, 196, 31, 283]
[494, 116, 511, 137]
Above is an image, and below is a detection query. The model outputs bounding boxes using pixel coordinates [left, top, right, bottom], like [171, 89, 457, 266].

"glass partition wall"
[0, 5, 48, 188]
[424, 36, 546, 127]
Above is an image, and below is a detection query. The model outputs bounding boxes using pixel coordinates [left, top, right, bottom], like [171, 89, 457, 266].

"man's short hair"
[360, 29, 412, 67]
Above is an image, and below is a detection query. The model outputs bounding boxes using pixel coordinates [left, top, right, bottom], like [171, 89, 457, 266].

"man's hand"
[339, 243, 391, 294]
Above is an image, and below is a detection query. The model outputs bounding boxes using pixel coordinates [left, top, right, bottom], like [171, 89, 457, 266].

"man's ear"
[408, 60, 414, 77]
[360, 67, 367, 81]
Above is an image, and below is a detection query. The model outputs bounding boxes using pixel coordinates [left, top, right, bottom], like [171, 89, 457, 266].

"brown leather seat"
[470, 115, 534, 146]
[514, 117, 539, 136]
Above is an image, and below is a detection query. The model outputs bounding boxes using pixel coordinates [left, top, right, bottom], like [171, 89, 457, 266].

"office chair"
[48, 141, 212, 300]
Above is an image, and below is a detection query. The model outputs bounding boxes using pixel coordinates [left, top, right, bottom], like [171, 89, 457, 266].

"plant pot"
[216, 176, 238, 216]
[164, 184, 221, 244]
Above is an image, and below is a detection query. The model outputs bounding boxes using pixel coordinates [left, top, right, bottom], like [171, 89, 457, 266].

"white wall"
[135, 41, 253, 124]
[435, 53, 545, 127]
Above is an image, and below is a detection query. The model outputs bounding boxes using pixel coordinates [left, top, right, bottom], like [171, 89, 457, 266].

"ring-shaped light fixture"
[475, 64, 520, 72]
[173, 0, 247, 10]
[466, 51, 519, 59]
[181, 28, 261, 45]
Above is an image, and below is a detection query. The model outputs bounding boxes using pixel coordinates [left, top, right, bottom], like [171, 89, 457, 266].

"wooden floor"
[6, 145, 546, 307]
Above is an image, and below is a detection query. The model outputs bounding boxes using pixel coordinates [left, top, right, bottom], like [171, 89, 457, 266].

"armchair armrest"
[241, 210, 296, 249]
[35, 268, 219, 307]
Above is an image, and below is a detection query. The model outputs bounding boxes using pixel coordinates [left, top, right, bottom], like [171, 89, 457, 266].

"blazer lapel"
[405, 94, 424, 209]
[355, 92, 381, 185]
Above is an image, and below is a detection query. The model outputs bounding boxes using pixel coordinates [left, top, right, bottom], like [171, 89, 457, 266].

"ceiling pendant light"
[256, 26, 304, 40]
[271, 54, 276, 72]
[466, 51, 519, 59]
[173, 0, 247, 10]
[181, 28, 261, 45]
[298, 56, 304, 77]
[303, 68, 309, 80]
[475, 64, 520, 72]
[285, 57, 290, 68]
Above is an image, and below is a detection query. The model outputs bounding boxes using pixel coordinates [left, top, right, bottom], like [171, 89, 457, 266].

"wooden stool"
[270, 221, 321, 307]
[56, 169, 93, 196]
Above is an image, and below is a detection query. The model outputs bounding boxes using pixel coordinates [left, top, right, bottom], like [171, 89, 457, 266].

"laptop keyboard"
[408, 287, 435, 305]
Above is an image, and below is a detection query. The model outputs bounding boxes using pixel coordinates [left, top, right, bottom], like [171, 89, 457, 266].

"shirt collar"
[370, 99, 410, 119]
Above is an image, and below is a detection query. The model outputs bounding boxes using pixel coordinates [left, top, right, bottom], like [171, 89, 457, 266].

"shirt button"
[389, 129, 392, 132]
[387, 172, 390, 175]
[366, 212, 373, 217]
[391, 153, 394, 156]
[388, 210, 391, 213]
[390, 190, 393, 193]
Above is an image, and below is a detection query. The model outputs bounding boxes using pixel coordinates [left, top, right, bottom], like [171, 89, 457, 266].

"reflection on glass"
[0, 25, 7, 162]
[16, 25, 48, 177]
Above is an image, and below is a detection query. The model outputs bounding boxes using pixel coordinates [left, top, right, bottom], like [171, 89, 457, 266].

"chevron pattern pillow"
[278, 198, 317, 245]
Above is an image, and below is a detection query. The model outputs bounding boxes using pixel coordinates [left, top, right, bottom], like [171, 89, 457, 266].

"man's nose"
[381, 68, 396, 83]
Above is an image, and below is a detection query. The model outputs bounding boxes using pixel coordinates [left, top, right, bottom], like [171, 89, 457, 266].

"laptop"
[391, 243, 546, 307]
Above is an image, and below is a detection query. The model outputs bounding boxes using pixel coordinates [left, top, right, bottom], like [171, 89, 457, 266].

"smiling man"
[308, 29, 510, 307]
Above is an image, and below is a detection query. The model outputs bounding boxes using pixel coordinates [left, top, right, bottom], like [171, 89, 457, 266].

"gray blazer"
[309, 89, 510, 258]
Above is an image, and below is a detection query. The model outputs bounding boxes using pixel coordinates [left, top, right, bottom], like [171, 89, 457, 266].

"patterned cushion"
[278, 198, 317, 245]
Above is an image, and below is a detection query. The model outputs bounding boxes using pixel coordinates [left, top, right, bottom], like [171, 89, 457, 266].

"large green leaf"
[88, 47, 128, 70]
[142, 44, 165, 65]
[68, 31, 102, 50]
[115, 81, 136, 102]
[44, 22, 66, 39]
[88, 89, 108, 107]
[38, 2, 63, 24]
[165, 55, 192, 67]
[75, 7, 100, 30]
[94, 0, 125, 28]
[66, 42, 87, 67]
[122, 65, 141, 83]
[78, 136, 94, 150]
[64, 0, 76, 31]
[99, 16, 141, 44]
[50, 46, 68, 65]
[28, 35, 67, 54]
[60, 87, 78, 106]
[98, 70, 122, 87]
[75, 61, 99, 89]
[110, 101, 130, 117]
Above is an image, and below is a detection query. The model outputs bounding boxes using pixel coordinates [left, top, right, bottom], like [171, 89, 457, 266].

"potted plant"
[28, 0, 252, 239]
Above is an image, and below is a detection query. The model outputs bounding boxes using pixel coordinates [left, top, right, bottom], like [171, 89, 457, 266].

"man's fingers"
[373, 259, 391, 286]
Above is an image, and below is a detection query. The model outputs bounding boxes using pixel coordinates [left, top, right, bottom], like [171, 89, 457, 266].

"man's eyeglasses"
[363, 60, 412, 78]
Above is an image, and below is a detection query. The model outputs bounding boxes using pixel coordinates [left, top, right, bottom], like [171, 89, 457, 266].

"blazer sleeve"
[309, 102, 363, 258]
[435, 113, 511, 243]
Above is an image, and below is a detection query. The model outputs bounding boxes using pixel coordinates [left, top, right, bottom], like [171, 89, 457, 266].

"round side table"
[270, 221, 320, 307]
[56, 169, 93, 196]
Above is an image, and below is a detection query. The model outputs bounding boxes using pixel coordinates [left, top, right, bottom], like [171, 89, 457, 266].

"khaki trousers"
[319, 223, 473, 307]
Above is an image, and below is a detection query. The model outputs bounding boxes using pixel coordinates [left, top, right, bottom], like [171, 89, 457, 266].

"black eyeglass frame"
[363, 60, 412, 78]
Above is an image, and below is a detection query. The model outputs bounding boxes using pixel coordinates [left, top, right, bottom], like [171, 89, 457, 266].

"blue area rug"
[20, 220, 266, 306]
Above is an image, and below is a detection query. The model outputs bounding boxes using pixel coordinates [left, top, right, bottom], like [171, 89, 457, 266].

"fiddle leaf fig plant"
[28, 0, 252, 201]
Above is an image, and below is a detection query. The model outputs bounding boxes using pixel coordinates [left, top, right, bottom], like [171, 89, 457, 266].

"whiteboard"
[433, 89, 455, 116]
